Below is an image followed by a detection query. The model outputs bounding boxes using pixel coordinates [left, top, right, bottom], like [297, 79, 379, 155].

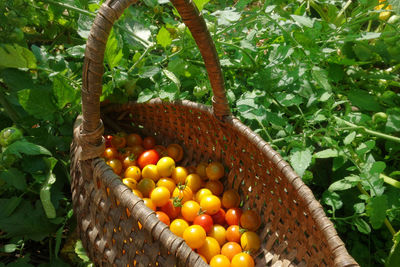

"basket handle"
[79, 0, 230, 159]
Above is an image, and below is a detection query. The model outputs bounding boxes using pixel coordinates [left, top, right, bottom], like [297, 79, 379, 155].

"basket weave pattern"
[70, 0, 359, 266]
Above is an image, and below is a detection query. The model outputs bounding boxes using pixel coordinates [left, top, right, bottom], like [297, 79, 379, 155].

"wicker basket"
[70, 0, 359, 266]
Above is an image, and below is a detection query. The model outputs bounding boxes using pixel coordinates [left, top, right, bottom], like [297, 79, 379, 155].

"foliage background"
[0, 0, 400, 266]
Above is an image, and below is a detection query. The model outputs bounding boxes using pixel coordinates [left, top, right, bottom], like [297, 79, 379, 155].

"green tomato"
[0, 127, 23, 147]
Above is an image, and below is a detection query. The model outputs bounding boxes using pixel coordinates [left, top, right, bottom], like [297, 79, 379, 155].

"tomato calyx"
[172, 196, 183, 207]
[239, 227, 247, 234]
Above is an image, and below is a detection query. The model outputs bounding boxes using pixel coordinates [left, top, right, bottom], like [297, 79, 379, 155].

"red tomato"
[193, 214, 213, 233]
[111, 134, 126, 149]
[225, 225, 241, 243]
[156, 211, 170, 226]
[126, 133, 142, 146]
[240, 210, 261, 231]
[211, 209, 226, 226]
[161, 199, 181, 219]
[105, 135, 113, 147]
[225, 208, 242, 226]
[138, 149, 160, 169]
[143, 136, 156, 149]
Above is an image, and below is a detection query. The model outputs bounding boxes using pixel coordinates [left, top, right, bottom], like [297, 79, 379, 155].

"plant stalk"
[0, 83, 21, 123]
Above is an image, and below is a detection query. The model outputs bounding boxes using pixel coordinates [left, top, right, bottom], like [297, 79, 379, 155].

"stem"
[216, 41, 257, 67]
[381, 173, 400, 189]
[0, 83, 21, 123]
[216, 13, 259, 36]
[334, 116, 400, 144]
[127, 45, 155, 74]
[336, 0, 352, 21]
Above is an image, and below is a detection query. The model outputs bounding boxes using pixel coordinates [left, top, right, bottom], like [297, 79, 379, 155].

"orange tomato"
[166, 143, 183, 162]
[170, 219, 189, 238]
[196, 162, 208, 178]
[171, 166, 188, 184]
[122, 155, 137, 169]
[126, 133, 142, 146]
[197, 237, 221, 263]
[225, 208, 242, 226]
[200, 195, 221, 215]
[143, 198, 156, 211]
[124, 166, 141, 181]
[209, 254, 230, 267]
[150, 186, 170, 207]
[111, 134, 126, 149]
[240, 231, 260, 252]
[206, 162, 224, 180]
[221, 242, 242, 261]
[172, 185, 193, 204]
[205, 180, 224, 196]
[240, 210, 261, 231]
[181, 200, 201, 222]
[157, 178, 176, 193]
[231, 252, 254, 267]
[183, 225, 206, 249]
[103, 147, 118, 160]
[155, 211, 170, 226]
[161, 198, 181, 219]
[156, 157, 175, 177]
[221, 189, 240, 209]
[186, 173, 203, 193]
[106, 159, 122, 175]
[198, 253, 208, 264]
[226, 225, 241, 243]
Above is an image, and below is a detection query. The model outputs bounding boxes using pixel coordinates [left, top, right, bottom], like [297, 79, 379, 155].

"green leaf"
[3, 140, 52, 158]
[353, 218, 371, 234]
[40, 158, 58, 219]
[0, 169, 26, 190]
[105, 30, 123, 69]
[314, 148, 339, 158]
[366, 195, 388, 229]
[348, 89, 381, 112]
[356, 140, 375, 156]
[328, 175, 360, 191]
[275, 93, 303, 107]
[322, 191, 343, 210]
[344, 131, 356, 145]
[163, 69, 180, 89]
[137, 89, 155, 103]
[193, 0, 210, 11]
[77, 14, 93, 39]
[290, 15, 314, 28]
[385, 108, 400, 133]
[353, 203, 365, 214]
[0, 243, 18, 253]
[386, 230, 400, 267]
[0, 44, 37, 69]
[0, 197, 22, 219]
[156, 27, 172, 48]
[17, 88, 57, 121]
[159, 83, 179, 101]
[53, 76, 77, 109]
[312, 67, 332, 91]
[289, 148, 312, 177]
[75, 240, 90, 262]
[211, 8, 241, 26]
[355, 32, 381, 41]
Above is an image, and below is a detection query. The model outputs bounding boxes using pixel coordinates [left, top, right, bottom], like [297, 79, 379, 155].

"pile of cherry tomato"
[103, 133, 261, 267]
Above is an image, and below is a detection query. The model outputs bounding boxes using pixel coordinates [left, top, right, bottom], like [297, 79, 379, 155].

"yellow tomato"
[142, 164, 160, 181]
[171, 166, 188, 184]
[195, 188, 212, 203]
[208, 224, 226, 246]
[157, 178, 176, 193]
[170, 219, 189, 238]
[197, 237, 221, 263]
[156, 157, 175, 177]
[240, 231, 261, 252]
[186, 173, 203, 193]
[150, 186, 170, 207]
[182, 225, 206, 249]
[205, 180, 224, 196]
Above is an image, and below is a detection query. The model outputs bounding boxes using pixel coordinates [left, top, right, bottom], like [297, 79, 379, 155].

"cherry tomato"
[186, 173, 203, 193]
[126, 133, 142, 146]
[132, 189, 143, 198]
[211, 209, 226, 226]
[103, 147, 118, 160]
[156, 157, 175, 177]
[122, 155, 137, 169]
[154, 145, 168, 157]
[205, 180, 224, 196]
[166, 143, 183, 162]
[196, 162, 208, 178]
[106, 159, 122, 175]
[157, 178, 176, 193]
[124, 166, 141, 181]
[226, 225, 241, 243]
[172, 185, 193, 204]
[206, 162, 224, 180]
[111, 134, 126, 149]
[156, 211, 170, 226]
[142, 164, 160, 181]
[182, 225, 206, 249]
[240, 210, 261, 231]
[221, 242, 242, 261]
[131, 144, 144, 157]
[198, 253, 208, 264]
[143, 198, 156, 211]
[197, 237, 220, 263]
[208, 224, 226, 246]
[225, 208, 242, 226]
[195, 188, 212, 203]
[142, 136, 156, 149]
[222, 189, 240, 209]
[240, 231, 260, 252]
[170, 219, 189, 238]
[209, 254, 230, 267]
[122, 178, 137, 190]
[105, 135, 113, 147]
[150, 186, 170, 207]
[200, 195, 221, 215]
[138, 149, 160, 169]
[171, 166, 188, 184]
[181, 200, 201, 222]
[161, 199, 181, 219]
[137, 178, 155, 197]
[193, 214, 213, 233]
[231, 252, 254, 267]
